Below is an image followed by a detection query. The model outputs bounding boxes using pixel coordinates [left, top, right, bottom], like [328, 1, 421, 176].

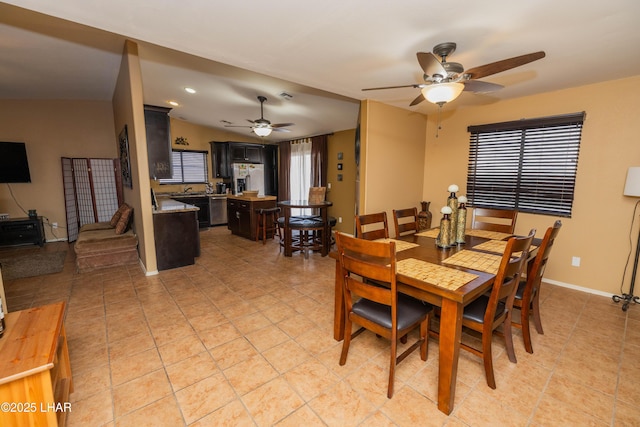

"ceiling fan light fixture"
[253, 126, 272, 137]
[421, 82, 464, 105]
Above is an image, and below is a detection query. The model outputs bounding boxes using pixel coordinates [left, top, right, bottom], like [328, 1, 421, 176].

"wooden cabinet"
[0, 216, 45, 247]
[153, 209, 200, 271]
[227, 197, 277, 240]
[211, 142, 230, 178]
[263, 144, 278, 196]
[229, 143, 263, 163]
[144, 105, 172, 179]
[0, 302, 72, 427]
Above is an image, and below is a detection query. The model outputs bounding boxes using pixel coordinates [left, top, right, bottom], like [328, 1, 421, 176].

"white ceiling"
[1, 1, 639, 141]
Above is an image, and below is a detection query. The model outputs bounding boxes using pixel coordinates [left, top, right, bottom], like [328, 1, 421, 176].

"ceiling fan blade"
[464, 51, 546, 80]
[271, 127, 291, 133]
[224, 125, 253, 128]
[270, 123, 294, 128]
[462, 80, 504, 93]
[417, 52, 447, 78]
[362, 83, 422, 91]
[409, 93, 425, 106]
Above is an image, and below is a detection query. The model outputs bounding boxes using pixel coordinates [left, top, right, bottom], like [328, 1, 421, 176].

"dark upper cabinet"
[230, 143, 263, 163]
[211, 142, 230, 178]
[263, 144, 278, 196]
[144, 105, 172, 179]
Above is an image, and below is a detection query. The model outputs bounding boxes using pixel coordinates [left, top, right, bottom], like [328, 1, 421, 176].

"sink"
[168, 192, 207, 197]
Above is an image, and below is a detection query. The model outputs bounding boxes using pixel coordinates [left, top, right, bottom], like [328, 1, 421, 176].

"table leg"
[321, 208, 329, 256]
[333, 258, 345, 341]
[284, 210, 292, 257]
[437, 298, 463, 415]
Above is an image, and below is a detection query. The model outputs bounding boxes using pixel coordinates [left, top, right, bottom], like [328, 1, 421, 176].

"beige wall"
[0, 100, 116, 241]
[326, 129, 357, 234]
[420, 76, 640, 294]
[360, 99, 428, 237]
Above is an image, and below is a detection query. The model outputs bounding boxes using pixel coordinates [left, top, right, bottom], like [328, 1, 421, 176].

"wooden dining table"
[331, 230, 521, 415]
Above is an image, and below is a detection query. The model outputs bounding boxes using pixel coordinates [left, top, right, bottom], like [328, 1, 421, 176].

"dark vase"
[417, 201, 432, 230]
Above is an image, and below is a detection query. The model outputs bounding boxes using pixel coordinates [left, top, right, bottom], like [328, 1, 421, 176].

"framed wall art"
[118, 125, 133, 189]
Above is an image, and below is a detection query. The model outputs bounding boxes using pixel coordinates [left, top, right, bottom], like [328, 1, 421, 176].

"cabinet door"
[245, 145, 263, 163]
[263, 145, 278, 196]
[211, 142, 230, 178]
[230, 144, 248, 163]
[145, 105, 173, 179]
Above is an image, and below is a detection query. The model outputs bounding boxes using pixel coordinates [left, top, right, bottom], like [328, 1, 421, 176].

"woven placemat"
[415, 228, 440, 238]
[375, 238, 419, 252]
[442, 249, 502, 274]
[465, 229, 513, 240]
[396, 258, 479, 290]
[473, 240, 538, 256]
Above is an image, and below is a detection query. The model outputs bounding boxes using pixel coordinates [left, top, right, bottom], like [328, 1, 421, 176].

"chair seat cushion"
[352, 294, 432, 330]
[463, 295, 506, 324]
[514, 279, 526, 300]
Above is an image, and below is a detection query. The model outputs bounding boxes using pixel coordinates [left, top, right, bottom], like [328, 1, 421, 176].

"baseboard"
[543, 278, 613, 298]
[45, 238, 69, 243]
[140, 259, 159, 276]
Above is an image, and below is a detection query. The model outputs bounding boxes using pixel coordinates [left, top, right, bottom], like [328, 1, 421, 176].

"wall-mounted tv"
[0, 142, 32, 183]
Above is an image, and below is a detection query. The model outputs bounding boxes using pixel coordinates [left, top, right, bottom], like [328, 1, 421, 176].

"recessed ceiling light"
[168, 101, 179, 106]
[184, 87, 196, 94]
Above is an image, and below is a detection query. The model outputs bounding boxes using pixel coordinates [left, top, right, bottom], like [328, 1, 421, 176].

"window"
[466, 112, 585, 217]
[290, 139, 312, 216]
[159, 150, 208, 185]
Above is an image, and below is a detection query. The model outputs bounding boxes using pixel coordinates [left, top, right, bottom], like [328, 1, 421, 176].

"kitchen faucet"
[183, 186, 193, 193]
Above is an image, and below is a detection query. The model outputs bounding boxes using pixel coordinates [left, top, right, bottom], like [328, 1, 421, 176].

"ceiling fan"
[225, 96, 294, 137]
[362, 42, 545, 106]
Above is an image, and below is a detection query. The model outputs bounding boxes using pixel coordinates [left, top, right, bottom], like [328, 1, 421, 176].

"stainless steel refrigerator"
[232, 163, 265, 196]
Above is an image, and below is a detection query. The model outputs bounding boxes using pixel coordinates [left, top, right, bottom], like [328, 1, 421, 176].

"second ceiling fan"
[363, 42, 546, 106]
[225, 96, 294, 137]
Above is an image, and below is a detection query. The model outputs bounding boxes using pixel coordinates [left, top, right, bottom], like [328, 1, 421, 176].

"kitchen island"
[227, 195, 277, 240]
[153, 198, 200, 270]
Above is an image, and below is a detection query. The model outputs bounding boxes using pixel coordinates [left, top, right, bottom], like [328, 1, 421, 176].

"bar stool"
[255, 207, 281, 244]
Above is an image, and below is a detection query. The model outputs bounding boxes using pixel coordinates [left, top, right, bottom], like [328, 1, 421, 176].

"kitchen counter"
[153, 198, 200, 214]
[227, 194, 277, 202]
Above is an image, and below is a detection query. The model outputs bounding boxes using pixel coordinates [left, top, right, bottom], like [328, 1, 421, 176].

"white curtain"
[289, 138, 312, 216]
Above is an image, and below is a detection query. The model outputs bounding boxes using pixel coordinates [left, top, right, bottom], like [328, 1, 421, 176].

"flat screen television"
[0, 142, 32, 183]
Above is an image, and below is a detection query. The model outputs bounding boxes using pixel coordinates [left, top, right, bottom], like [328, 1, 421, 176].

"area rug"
[0, 250, 67, 280]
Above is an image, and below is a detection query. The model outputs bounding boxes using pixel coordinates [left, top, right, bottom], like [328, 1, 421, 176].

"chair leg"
[531, 291, 544, 334]
[340, 318, 353, 366]
[503, 313, 518, 366]
[388, 334, 397, 398]
[262, 214, 267, 245]
[521, 303, 534, 354]
[482, 328, 496, 389]
[420, 314, 429, 361]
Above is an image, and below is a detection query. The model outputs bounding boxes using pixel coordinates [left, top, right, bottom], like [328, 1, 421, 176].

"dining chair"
[512, 220, 562, 353]
[471, 207, 518, 234]
[356, 211, 389, 240]
[460, 228, 535, 389]
[335, 232, 433, 398]
[392, 207, 419, 237]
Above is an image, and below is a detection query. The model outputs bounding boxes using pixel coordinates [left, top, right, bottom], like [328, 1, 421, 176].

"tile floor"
[3, 226, 640, 426]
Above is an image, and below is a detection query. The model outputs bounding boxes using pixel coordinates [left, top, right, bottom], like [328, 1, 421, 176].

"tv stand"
[0, 216, 45, 247]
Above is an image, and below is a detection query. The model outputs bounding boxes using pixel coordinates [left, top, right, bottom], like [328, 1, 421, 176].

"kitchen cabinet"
[211, 142, 230, 178]
[173, 196, 210, 228]
[0, 302, 72, 427]
[153, 208, 200, 270]
[144, 105, 172, 179]
[227, 196, 277, 240]
[230, 143, 263, 163]
[263, 144, 278, 196]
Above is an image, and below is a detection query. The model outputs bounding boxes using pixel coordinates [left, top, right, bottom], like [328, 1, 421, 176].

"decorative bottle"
[417, 201, 432, 230]
[447, 185, 459, 240]
[436, 206, 453, 248]
[455, 196, 467, 244]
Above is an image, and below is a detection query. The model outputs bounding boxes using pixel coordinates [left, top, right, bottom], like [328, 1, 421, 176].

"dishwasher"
[209, 196, 228, 226]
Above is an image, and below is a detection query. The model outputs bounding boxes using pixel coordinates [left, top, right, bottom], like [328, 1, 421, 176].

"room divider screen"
[61, 157, 123, 242]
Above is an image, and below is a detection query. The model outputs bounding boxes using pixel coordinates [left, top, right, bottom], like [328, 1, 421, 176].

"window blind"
[466, 112, 585, 217]
[159, 150, 208, 184]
